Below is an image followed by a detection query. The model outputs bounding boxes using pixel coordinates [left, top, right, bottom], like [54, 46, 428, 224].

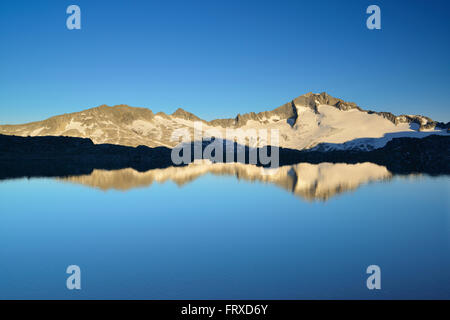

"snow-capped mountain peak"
[0, 92, 448, 151]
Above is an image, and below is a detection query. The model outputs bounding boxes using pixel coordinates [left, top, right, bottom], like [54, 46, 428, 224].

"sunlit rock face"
[1, 92, 448, 151]
[60, 162, 392, 201]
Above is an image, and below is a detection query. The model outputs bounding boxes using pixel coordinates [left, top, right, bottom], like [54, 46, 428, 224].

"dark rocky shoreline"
[0, 134, 448, 180]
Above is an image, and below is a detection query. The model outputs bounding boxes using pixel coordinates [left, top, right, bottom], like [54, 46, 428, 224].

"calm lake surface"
[0, 162, 449, 299]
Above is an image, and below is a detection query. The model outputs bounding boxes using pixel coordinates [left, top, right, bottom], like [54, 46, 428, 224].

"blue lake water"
[0, 162, 449, 299]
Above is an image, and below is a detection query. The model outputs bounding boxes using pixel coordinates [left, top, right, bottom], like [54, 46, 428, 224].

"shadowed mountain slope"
[0, 134, 449, 180]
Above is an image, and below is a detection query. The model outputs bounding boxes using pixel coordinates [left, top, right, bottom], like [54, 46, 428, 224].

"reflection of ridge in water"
[59, 162, 393, 201]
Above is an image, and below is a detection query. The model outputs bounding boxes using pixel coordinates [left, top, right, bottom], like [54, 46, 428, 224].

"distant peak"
[292, 91, 358, 113]
[296, 91, 333, 99]
[172, 107, 201, 121]
[94, 104, 111, 109]
[172, 107, 186, 114]
[90, 104, 154, 113]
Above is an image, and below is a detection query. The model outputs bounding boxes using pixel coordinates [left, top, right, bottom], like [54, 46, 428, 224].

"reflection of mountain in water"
[61, 162, 392, 201]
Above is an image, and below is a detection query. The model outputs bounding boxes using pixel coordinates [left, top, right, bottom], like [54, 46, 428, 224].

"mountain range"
[1, 92, 448, 151]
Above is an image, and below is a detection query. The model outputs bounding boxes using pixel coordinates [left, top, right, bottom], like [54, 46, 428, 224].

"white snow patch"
[30, 127, 44, 136]
[65, 119, 86, 134]
[129, 120, 157, 135]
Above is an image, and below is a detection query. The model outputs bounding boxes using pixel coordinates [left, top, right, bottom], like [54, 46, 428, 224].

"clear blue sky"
[1, 0, 449, 124]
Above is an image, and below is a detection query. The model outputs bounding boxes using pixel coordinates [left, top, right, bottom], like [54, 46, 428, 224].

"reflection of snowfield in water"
[60, 162, 393, 201]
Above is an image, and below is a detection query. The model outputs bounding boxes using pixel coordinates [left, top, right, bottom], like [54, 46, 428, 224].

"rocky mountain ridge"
[0, 92, 448, 151]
